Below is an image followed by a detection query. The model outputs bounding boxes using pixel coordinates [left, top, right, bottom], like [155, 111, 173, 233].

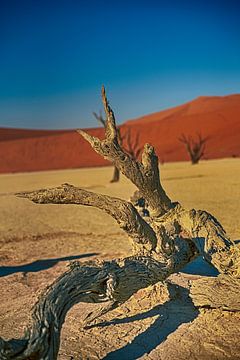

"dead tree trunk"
[0, 87, 239, 360]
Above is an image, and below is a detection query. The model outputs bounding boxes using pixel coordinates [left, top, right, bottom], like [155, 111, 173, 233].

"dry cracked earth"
[0, 159, 240, 359]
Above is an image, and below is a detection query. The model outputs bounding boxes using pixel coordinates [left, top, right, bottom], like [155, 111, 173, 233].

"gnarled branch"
[0, 247, 196, 360]
[154, 204, 238, 276]
[93, 110, 121, 183]
[17, 183, 158, 254]
[78, 86, 172, 216]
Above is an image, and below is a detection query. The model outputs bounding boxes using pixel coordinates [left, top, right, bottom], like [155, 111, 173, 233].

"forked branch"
[93, 110, 121, 183]
[79, 86, 172, 216]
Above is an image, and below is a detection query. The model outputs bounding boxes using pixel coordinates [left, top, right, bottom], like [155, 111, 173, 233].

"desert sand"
[0, 158, 240, 359]
[1, 94, 240, 173]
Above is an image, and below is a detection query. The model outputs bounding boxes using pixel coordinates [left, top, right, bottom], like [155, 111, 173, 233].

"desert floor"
[0, 158, 240, 359]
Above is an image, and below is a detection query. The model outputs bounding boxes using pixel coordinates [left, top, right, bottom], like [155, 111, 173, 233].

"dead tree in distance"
[0, 87, 239, 360]
[123, 127, 142, 160]
[179, 133, 208, 164]
[93, 111, 141, 182]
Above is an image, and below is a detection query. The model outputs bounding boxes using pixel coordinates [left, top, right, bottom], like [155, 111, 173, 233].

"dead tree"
[93, 110, 120, 182]
[0, 87, 239, 360]
[93, 111, 141, 182]
[179, 133, 208, 164]
[122, 127, 141, 160]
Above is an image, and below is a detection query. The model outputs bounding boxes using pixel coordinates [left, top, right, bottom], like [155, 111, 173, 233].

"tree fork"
[78, 86, 172, 217]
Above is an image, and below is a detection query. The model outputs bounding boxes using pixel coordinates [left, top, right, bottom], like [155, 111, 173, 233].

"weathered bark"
[190, 274, 240, 311]
[17, 184, 158, 254]
[79, 86, 172, 217]
[0, 250, 196, 360]
[93, 110, 120, 183]
[1, 87, 239, 360]
[154, 205, 239, 276]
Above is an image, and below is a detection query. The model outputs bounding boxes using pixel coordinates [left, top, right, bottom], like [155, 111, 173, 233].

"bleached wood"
[190, 274, 240, 311]
[78, 86, 172, 217]
[17, 184, 158, 254]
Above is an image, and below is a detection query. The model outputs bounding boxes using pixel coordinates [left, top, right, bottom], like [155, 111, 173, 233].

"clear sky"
[1, 0, 240, 129]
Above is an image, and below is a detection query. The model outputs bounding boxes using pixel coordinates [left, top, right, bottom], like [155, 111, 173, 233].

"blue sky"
[1, 0, 240, 129]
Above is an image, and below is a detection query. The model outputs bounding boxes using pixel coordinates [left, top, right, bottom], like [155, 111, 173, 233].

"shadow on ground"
[0, 253, 98, 277]
[91, 283, 200, 359]
[181, 256, 219, 276]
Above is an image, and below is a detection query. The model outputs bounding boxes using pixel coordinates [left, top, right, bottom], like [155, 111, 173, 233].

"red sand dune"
[0, 94, 240, 173]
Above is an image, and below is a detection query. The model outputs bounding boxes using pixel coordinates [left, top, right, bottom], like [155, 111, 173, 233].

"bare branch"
[78, 87, 172, 216]
[93, 103, 122, 184]
[17, 184, 158, 253]
[101, 86, 118, 141]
